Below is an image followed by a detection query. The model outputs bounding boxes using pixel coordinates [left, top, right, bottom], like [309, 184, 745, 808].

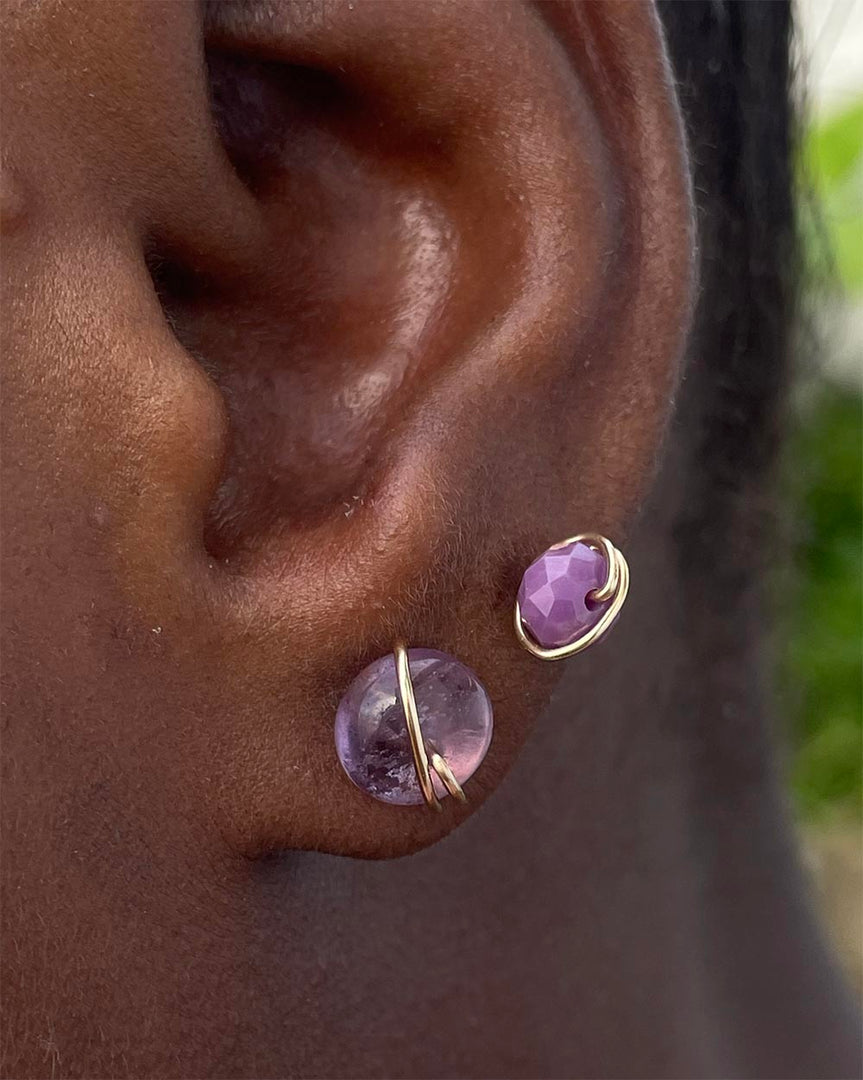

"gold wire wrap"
[394, 642, 446, 811]
[514, 533, 630, 661]
[430, 752, 467, 802]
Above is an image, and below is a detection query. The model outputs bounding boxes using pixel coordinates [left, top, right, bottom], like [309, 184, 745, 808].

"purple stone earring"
[334, 533, 624, 810]
[515, 533, 629, 659]
[335, 644, 493, 810]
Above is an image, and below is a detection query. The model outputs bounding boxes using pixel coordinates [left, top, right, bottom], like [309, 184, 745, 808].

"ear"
[150, 0, 693, 857]
[5, 0, 693, 859]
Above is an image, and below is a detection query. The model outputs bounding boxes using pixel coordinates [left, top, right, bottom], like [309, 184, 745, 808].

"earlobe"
[134, 0, 694, 858]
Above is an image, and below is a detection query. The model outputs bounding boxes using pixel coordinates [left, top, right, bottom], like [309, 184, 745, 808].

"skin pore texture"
[0, 1, 860, 1077]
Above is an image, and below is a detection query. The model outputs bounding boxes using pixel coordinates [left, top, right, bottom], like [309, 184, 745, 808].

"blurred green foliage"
[802, 100, 863, 290]
[786, 97, 862, 820]
[785, 384, 862, 819]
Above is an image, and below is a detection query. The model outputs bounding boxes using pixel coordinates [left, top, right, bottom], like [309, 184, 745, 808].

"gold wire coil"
[394, 643, 466, 811]
[514, 533, 629, 661]
[430, 751, 467, 804]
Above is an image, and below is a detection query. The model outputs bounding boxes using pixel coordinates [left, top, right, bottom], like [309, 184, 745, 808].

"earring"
[515, 533, 629, 659]
[335, 644, 493, 810]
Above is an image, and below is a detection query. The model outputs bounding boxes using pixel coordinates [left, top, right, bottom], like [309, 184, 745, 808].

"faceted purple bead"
[334, 649, 493, 806]
[517, 540, 608, 649]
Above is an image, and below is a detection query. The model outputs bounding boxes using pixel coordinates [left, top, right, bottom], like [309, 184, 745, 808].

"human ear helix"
[334, 534, 628, 810]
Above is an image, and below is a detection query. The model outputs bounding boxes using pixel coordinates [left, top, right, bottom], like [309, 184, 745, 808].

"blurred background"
[789, 0, 861, 998]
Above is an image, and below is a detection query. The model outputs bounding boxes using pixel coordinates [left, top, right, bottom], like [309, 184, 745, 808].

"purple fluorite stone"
[334, 649, 493, 806]
[517, 540, 608, 648]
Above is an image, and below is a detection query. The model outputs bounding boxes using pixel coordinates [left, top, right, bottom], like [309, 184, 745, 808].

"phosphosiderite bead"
[517, 540, 609, 649]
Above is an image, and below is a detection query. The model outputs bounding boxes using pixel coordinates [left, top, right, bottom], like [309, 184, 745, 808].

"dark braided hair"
[659, 1, 796, 587]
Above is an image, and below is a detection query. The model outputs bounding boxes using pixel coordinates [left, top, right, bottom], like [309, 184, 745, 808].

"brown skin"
[0, 2, 859, 1078]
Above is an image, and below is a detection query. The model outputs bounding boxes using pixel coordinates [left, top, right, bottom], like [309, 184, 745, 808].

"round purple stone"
[517, 540, 609, 649]
[334, 649, 493, 806]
